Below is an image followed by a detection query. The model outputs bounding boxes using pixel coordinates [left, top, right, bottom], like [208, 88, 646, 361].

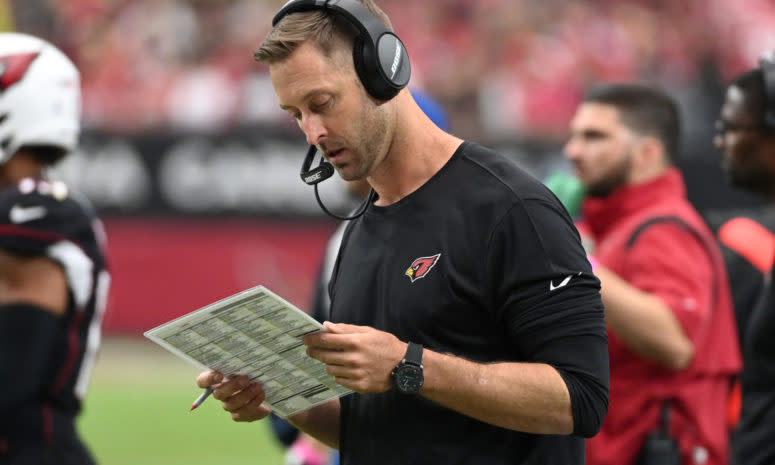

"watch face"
[395, 364, 424, 394]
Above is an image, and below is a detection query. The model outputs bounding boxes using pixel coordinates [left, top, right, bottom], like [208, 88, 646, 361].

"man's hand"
[195, 371, 271, 422]
[304, 322, 406, 393]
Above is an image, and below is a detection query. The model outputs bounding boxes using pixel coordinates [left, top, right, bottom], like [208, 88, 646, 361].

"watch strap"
[404, 341, 423, 367]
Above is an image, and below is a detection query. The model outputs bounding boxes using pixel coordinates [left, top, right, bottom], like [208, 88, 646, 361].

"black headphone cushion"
[353, 33, 402, 101]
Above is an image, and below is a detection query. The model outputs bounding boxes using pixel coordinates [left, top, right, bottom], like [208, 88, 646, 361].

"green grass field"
[78, 336, 286, 465]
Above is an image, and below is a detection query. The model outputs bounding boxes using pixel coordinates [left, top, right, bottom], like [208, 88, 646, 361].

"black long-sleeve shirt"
[330, 142, 609, 465]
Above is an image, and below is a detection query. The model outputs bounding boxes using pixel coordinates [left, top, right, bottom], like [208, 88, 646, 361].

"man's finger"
[325, 364, 356, 379]
[221, 382, 266, 412]
[196, 370, 223, 389]
[212, 375, 251, 400]
[303, 331, 353, 349]
[231, 396, 272, 422]
[323, 321, 368, 333]
[308, 346, 350, 365]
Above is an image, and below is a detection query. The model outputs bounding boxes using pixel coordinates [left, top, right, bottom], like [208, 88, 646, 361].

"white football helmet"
[0, 32, 81, 164]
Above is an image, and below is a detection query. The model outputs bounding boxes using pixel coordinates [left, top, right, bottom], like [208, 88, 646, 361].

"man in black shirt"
[714, 53, 775, 465]
[197, 1, 609, 463]
[0, 33, 110, 464]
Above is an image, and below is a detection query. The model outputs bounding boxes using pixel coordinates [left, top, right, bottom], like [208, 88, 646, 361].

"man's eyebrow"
[278, 90, 330, 111]
[580, 128, 609, 138]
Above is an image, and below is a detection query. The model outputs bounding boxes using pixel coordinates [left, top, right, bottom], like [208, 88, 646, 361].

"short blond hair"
[254, 0, 393, 64]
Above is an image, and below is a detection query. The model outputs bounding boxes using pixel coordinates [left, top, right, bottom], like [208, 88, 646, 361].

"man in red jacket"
[565, 83, 741, 465]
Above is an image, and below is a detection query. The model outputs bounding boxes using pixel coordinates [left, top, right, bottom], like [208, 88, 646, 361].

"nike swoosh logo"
[9, 204, 47, 224]
[549, 275, 572, 291]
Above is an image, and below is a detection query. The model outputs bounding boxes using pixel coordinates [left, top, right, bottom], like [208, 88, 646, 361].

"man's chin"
[333, 166, 358, 182]
[585, 183, 617, 198]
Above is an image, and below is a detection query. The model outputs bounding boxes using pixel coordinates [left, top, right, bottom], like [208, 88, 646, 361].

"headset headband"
[272, 0, 410, 100]
[274, 0, 387, 39]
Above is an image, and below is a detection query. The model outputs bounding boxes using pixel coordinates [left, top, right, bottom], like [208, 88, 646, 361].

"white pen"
[189, 386, 214, 412]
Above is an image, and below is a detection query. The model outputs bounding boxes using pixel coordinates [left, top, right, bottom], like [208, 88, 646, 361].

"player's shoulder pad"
[0, 177, 95, 235]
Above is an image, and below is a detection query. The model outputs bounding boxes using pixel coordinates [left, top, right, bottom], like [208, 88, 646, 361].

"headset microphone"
[300, 144, 375, 220]
[300, 145, 335, 185]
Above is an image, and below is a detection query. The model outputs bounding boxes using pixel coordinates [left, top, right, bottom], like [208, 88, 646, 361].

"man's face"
[270, 40, 391, 182]
[715, 85, 775, 197]
[564, 103, 635, 198]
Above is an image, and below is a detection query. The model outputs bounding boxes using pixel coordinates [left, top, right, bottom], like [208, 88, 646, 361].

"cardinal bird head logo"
[405, 253, 441, 283]
[0, 52, 40, 91]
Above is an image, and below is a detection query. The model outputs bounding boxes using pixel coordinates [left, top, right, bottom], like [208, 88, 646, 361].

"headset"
[273, 0, 411, 101]
[273, 0, 411, 219]
[760, 50, 775, 129]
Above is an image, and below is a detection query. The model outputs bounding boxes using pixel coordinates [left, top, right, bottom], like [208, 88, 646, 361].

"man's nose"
[302, 114, 327, 146]
[563, 138, 581, 160]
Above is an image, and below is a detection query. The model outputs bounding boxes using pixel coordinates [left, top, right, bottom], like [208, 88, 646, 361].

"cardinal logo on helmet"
[405, 253, 441, 283]
[0, 52, 39, 91]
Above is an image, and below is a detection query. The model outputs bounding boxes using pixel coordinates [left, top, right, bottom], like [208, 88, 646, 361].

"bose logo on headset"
[390, 41, 402, 79]
[272, 0, 411, 101]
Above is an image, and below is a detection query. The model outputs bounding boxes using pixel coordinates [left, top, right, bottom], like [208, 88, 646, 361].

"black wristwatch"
[391, 342, 424, 394]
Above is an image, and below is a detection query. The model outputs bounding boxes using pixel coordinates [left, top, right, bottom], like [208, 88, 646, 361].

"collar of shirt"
[582, 167, 687, 239]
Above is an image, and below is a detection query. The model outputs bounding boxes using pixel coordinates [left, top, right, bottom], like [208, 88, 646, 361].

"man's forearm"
[287, 398, 341, 449]
[419, 349, 574, 435]
[596, 267, 694, 370]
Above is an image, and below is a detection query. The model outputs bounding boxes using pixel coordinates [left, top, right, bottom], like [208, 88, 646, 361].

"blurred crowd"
[6, 0, 775, 141]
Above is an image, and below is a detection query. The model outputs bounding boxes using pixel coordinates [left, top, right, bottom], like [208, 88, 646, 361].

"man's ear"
[634, 136, 668, 169]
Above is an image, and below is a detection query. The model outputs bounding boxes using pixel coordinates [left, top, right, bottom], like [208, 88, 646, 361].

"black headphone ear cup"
[374, 34, 410, 95]
[352, 33, 399, 100]
[352, 34, 374, 97]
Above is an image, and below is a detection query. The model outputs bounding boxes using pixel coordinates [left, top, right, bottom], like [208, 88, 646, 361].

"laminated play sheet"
[144, 285, 352, 418]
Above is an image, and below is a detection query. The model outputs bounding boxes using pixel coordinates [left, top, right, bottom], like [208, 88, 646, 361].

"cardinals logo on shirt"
[405, 253, 441, 283]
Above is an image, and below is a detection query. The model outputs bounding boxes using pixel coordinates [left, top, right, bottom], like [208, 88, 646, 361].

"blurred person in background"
[0, 33, 110, 465]
[197, 0, 610, 464]
[565, 83, 740, 465]
[714, 53, 775, 465]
